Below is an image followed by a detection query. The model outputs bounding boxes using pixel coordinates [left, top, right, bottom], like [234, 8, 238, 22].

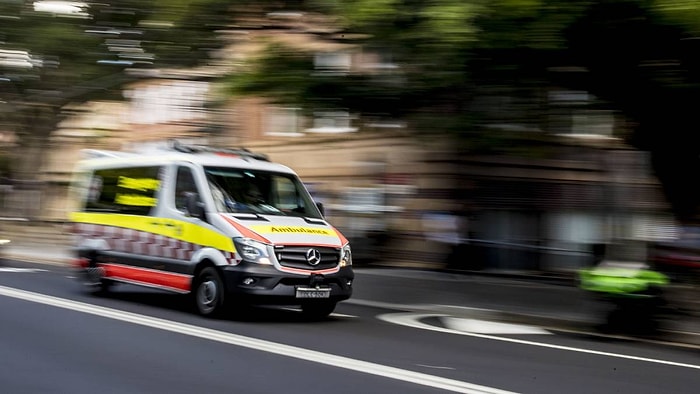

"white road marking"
[0, 285, 515, 394]
[378, 312, 700, 370]
[278, 307, 356, 318]
[331, 312, 357, 318]
[0, 268, 47, 273]
[443, 317, 551, 335]
[417, 364, 457, 370]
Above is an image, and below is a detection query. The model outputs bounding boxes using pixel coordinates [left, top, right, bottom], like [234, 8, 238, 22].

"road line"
[378, 312, 700, 370]
[0, 268, 47, 272]
[330, 312, 357, 318]
[0, 285, 515, 394]
[417, 364, 457, 370]
[278, 306, 356, 318]
[443, 317, 551, 335]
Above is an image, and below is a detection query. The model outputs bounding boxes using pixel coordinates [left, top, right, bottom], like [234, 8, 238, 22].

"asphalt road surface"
[0, 259, 698, 394]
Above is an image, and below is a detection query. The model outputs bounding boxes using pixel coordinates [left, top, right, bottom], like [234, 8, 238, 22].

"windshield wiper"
[231, 212, 269, 221]
[303, 216, 326, 225]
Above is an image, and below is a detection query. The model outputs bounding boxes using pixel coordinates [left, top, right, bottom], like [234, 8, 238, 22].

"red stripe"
[100, 263, 192, 292]
[220, 215, 271, 243]
[278, 266, 340, 275]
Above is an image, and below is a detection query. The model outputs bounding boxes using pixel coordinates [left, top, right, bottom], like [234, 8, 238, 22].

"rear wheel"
[301, 302, 337, 320]
[95, 279, 114, 295]
[194, 267, 226, 317]
[81, 261, 111, 295]
[83, 279, 112, 295]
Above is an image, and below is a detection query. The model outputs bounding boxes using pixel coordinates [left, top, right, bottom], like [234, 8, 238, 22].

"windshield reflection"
[204, 167, 322, 219]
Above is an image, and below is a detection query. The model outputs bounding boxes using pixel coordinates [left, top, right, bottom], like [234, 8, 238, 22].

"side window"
[274, 177, 299, 210]
[273, 176, 310, 215]
[175, 166, 200, 212]
[85, 166, 162, 215]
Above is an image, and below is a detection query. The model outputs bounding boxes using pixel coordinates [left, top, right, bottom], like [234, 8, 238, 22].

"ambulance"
[69, 142, 353, 318]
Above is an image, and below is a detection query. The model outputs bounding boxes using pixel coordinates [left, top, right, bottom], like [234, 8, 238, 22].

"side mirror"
[316, 201, 325, 217]
[185, 192, 206, 221]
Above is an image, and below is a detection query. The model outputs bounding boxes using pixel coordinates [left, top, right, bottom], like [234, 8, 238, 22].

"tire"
[301, 302, 336, 321]
[95, 278, 114, 295]
[193, 267, 226, 317]
[82, 280, 109, 296]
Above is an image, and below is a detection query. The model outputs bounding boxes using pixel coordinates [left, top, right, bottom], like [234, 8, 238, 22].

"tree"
[0, 0, 232, 178]
[225, 1, 592, 134]
[564, 1, 700, 220]
[225, 0, 700, 221]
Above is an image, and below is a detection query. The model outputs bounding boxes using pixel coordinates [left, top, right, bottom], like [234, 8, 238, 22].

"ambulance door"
[162, 165, 209, 273]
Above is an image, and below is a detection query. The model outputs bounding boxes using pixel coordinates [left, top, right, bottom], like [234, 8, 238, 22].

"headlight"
[233, 237, 272, 265]
[340, 244, 352, 267]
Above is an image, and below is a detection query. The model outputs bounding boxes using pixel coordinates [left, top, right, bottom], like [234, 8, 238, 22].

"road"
[0, 259, 698, 394]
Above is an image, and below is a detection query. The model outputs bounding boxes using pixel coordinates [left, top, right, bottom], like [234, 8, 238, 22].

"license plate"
[296, 287, 331, 299]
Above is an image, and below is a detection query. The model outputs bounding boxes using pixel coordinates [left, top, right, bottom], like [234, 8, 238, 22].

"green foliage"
[0, 0, 233, 178]
[418, 2, 482, 46]
[0, 0, 232, 98]
[336, 0, 401, 26]
[223, 0, 596, 129]
[479, 0, 591, 49]
[651, 0, 700, 34]
[225, 43, 314, 105]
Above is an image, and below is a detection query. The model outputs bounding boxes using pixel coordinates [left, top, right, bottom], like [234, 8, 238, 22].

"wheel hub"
[198, 280, 217, 306]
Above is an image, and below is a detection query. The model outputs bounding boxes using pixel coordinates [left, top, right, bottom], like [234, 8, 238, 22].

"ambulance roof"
[77, 143, 295, 174]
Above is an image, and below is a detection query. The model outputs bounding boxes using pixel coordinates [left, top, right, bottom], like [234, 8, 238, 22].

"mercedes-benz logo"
[305, 248, 321, 266]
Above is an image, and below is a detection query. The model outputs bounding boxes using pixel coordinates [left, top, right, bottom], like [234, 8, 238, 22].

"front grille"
[276, 246, 340, 270]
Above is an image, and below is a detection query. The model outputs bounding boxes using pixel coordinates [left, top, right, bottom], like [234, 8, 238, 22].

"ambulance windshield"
[204, 167, 323, 219]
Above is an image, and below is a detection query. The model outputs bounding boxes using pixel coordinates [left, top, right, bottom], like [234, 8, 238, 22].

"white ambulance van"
[69, 142, 353, 318]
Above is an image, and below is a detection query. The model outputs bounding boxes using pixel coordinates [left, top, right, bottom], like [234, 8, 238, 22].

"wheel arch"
[193, 257, 218, 280]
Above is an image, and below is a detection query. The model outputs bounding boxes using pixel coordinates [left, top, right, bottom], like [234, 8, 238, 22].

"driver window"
[275, 176, 304, 213]
[175, 166, 200, 212]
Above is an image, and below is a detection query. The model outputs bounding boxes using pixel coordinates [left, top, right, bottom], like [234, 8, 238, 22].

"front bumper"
[221, 263, 354, 305]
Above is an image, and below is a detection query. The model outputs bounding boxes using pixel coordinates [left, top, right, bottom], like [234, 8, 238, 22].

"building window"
[306, 110, 357, 134]
[126, 80, 209, 125]
[314, 51, 351, 75]
[264, 107, 303, 137]
[548, 90, 614, 137]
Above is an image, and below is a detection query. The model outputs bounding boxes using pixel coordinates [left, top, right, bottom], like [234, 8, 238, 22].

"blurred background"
[1, 0, 700, 283]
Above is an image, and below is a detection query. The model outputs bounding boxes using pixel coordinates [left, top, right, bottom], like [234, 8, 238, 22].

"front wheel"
[301, 302, 337, 321]
[194, 267, 226, 317]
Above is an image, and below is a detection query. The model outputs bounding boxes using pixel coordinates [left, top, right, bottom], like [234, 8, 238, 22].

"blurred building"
[0, 10, 677, 275]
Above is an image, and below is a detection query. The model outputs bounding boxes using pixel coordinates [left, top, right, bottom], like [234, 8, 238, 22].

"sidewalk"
[1, 231, 699, 347]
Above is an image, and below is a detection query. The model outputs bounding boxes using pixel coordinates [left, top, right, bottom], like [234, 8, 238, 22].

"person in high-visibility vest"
[579, 263, 669, 296]
[578, 261, 669, 334]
